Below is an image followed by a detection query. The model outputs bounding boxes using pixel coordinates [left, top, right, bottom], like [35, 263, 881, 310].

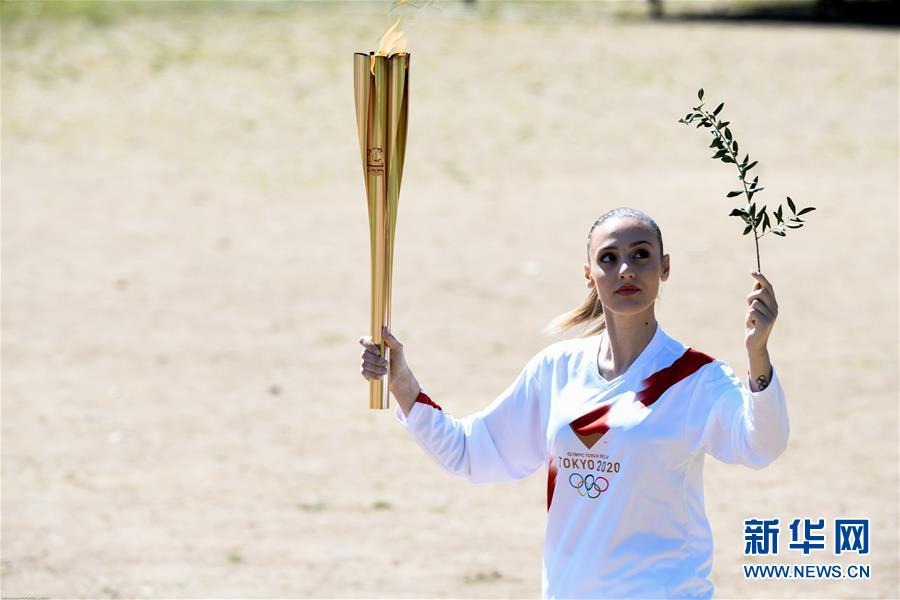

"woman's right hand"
[359, 326, 420, 415]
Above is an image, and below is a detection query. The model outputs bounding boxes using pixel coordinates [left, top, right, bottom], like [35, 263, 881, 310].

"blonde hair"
[542, 286, 607, 337]
[543, 207, 664, 338]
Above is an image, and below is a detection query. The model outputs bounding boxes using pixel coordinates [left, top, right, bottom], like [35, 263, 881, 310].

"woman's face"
[583, 217, 670, 318]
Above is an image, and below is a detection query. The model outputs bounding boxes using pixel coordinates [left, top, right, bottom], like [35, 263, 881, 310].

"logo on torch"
[367, 148, 385, 176]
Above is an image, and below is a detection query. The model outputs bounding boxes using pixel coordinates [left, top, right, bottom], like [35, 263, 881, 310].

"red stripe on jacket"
[547, 456, 558, 511]
[415, 390, 442, 411]
[636, 348, 714, 407]
[571, 348, 715, 438]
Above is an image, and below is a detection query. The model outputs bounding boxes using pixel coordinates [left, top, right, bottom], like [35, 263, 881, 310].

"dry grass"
[2, 2, 897, 598]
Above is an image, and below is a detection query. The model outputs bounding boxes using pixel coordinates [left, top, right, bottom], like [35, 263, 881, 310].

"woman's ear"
[583, 262, 593, 288]
[661, 254, 671, 282]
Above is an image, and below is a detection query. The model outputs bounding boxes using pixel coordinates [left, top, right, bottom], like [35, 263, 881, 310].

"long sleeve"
[395, 352, 549, 484]
[688, 361, 790, 469]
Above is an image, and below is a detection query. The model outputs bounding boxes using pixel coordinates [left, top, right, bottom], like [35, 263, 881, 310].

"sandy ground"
[2, 1, 898, 598]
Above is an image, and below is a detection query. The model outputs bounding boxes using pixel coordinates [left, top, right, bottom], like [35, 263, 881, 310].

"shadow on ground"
[648, 0, 900, 28]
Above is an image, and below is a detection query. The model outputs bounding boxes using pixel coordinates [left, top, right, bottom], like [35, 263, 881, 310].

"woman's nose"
[618, 261, 635, 278]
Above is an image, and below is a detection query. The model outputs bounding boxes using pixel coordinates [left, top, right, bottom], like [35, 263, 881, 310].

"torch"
[354, 19, 409, 409]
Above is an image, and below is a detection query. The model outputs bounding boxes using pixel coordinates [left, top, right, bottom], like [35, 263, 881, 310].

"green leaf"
[724, 127, 732, 141]
[698, 88, 704, 100]
[762, 212, 770, 232]
[743, 224, 753, 235]
[732, 140, 739, 154]
[713, 102, 724, 116]
[741, 154, 749, 166]
[713, 150, 727, 159]
[719, 121, 730, 128]
[773, 229, 786, 237]
[787, 196, 796, 214]
[798, 206, 816, 215]
[728, 208, 744, 217]
[727, 190, 743, 197]
[721, 156, 735, 163]
[745, 161, 758, 171]
[786, 223, 803, 229]
[753, 187, 765, 194]
[775, 206, 784, 223]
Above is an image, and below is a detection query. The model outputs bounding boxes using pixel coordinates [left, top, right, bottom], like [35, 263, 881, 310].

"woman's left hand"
[745, 271, 778, 354]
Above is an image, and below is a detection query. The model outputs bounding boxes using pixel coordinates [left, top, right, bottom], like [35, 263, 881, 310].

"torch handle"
[369, 360, 389, 409]
[382, 345, 391, 408]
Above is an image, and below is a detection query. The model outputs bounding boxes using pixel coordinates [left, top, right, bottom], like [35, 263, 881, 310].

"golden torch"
[354, 18, 409, 409]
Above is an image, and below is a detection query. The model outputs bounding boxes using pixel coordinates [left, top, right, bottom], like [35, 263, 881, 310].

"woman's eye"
[600, 253, 615, 263]
[634, 249, 650, 259]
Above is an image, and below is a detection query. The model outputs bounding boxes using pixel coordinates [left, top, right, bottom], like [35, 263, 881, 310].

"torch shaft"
[354, 51, 409, 410]
[368, 55, 389, 409]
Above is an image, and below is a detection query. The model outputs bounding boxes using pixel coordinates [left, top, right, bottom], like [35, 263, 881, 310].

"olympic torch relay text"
[555, 451, 623, 501]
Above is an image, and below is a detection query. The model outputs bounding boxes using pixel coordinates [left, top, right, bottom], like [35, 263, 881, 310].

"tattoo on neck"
[755, 374, 770, 391]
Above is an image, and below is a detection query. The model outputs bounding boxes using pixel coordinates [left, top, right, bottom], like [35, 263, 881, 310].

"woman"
[358, 207, 789, 599]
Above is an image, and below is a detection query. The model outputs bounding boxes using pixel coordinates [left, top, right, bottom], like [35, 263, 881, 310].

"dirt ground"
[2, 1, 897, 598]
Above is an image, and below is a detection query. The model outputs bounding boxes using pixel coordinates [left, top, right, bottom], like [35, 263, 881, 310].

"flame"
[376, 17, 407, 57]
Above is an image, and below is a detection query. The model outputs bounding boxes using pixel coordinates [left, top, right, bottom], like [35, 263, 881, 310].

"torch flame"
[376, 17, 407, 57]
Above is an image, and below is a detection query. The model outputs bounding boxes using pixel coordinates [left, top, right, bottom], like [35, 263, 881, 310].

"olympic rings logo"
[568, 472, 609, 499]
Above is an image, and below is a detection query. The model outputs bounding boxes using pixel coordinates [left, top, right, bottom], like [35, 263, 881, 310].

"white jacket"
[396, 324, 789, 599]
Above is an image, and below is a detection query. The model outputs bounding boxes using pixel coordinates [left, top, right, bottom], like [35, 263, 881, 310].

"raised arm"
[745, 270, 778, 391]
[359, 326, 550, 483]
[688, 271, 789, 468]
[692, 362, 789, 469]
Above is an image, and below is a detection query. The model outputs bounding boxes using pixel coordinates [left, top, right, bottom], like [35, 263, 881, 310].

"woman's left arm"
[745, 271, 778, 392]
[689, 271, 790, 469]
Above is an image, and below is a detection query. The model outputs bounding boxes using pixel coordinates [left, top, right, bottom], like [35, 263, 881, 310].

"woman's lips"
[615, 287, 640, 296]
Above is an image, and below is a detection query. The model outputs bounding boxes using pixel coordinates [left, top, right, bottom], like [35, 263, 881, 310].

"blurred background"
[2, 0, 897, 597]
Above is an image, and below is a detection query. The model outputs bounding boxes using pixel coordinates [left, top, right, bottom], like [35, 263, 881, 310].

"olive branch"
[679, 88, 815, 271]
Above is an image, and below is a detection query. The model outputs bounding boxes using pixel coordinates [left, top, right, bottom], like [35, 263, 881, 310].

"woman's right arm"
[358, 326, 550, 484]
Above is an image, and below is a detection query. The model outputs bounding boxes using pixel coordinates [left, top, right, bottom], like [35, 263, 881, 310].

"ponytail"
[542, 286, 607, 337]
